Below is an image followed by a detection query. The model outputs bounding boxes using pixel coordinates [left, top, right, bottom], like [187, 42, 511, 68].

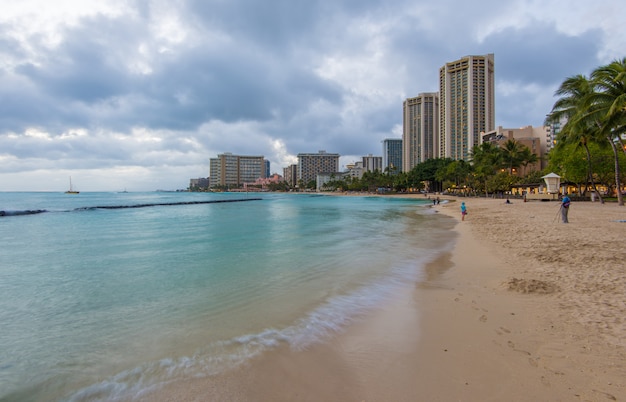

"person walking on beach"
[460, 202, 467, 221]
[560, 194, 571, 223]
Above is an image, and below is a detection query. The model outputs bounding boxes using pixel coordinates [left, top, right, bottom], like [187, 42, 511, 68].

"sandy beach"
[144, 196, 625, 401]
[412, 196, 626, 401]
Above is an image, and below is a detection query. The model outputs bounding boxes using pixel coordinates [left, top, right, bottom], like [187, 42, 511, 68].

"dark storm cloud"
[140, 45, 343, 130]
[483, 21, 605, 127]
[185, 0, 384, 48]
[16, 48, 131, 103]
[485, 22, 603, 85]
[3, 5, 345, 134]
[2, 15, 142, 133]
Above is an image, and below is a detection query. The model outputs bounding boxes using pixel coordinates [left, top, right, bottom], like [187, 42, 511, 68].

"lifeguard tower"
[541, 173, 561, 200]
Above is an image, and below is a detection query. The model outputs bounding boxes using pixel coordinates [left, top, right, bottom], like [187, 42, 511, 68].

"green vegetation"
[322, 139, 543, 196]
[323, 151, 529, 196]
[547, 57, 626, 205]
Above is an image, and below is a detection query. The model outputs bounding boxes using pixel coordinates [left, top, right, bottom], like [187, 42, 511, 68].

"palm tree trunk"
[608, 136, 624, 206]
[618, 137, 626, 156]
[484, 178, 489, 198]
[583, 143, 604, 203]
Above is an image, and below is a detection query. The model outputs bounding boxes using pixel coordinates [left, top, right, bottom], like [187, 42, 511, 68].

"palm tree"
[519, 147, 539, 176]
[589, 58, 626, 205]
[470, 142, 502, 197]
[435, 159, 471, 192]
[548, 74, 604, 202]
[501, 139, 525, 175]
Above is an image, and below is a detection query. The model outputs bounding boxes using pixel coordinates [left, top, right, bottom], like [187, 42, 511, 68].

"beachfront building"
[264, 160, 271, 178]
[316, 171, 346, 191]
[403, 93, 439, 172]
[345, 161, 364, 179]
[189, 177, 209, 191]
[482, 126, 548, 175]
[382, 138, 402, 175]
[297, 151, 340, 186]
[243, 173, 284, 191]
[439, 53, 495, 161]
[209, 153, 267, 188]
[283, 164, 298, 188]
[362, 154, 383, 173]
[545, 114, 567, 153]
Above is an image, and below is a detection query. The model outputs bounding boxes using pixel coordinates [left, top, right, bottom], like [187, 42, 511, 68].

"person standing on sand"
[560, 194, 571, 223]
[460, 202, 467, 221]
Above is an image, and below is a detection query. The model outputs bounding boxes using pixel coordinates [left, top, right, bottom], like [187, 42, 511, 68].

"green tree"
[589, 144, 624, 195]
[501, 139, 525, 175]
[410, 158, 453, 192]
[522, 170, 545, 186]
[589, 57, 626, 205]
[470, 142, 502, 197]
[486, 171, 520, 195]
[548, 74, 604, 202]
[546, 141, 590, 193]
[519, 147, 539, 175]
[435, 159, 472, 193]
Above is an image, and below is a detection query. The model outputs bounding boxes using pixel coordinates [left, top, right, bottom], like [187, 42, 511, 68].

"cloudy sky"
[1, 0, 624, 191]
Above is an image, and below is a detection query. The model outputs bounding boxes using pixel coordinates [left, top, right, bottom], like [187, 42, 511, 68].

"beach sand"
[412, 196, 626, 401]
[142, 196, 625, 401]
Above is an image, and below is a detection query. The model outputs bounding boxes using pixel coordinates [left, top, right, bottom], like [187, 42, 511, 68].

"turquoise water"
[0, 192, 455, 401]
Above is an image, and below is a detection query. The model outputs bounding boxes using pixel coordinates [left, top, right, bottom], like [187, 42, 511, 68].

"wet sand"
[142, 196, 626, 401]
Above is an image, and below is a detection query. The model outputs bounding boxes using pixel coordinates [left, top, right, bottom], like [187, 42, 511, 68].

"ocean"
[0, 192, 455, 401]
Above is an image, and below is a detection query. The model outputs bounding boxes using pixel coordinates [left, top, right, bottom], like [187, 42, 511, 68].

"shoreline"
[142, 195, 626, 401]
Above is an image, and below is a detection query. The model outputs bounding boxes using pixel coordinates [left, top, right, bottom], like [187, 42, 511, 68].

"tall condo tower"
[402, 93, 439, 172]
[439, 53, 495, 161]
[382, 138, 402, 174]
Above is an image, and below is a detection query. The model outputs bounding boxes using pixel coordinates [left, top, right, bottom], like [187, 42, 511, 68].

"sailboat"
[65, 177, 79, 194]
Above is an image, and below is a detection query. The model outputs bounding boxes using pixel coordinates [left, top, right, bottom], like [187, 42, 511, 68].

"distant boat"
[65, 177, 79, 194]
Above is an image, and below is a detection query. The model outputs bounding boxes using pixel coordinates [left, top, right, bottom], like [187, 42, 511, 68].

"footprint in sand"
[507, 341, 531, 356]
[495, 327, 511, 336]
[479, 314, 488, 322]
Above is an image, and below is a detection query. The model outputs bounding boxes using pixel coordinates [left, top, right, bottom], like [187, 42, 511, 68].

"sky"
[1, 0, 625, 191]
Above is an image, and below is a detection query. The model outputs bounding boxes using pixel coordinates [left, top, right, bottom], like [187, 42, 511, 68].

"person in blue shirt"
[460, 201, 467, 221]
[560, 194, 571, 223]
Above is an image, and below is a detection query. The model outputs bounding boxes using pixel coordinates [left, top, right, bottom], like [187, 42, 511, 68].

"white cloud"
[270, 138, 297, 170]
[1, 0, 128, 51]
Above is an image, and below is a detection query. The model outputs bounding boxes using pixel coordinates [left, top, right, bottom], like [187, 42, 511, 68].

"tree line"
[322, 144, 542, 197]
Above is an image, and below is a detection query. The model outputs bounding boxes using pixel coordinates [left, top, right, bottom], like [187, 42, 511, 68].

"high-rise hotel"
[209, 152, 266, 188]
[402, 93, 439, 172]
[297, 151, 340, 184]
[439, 53, 495, 161]
[382, 138, 402, 174]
